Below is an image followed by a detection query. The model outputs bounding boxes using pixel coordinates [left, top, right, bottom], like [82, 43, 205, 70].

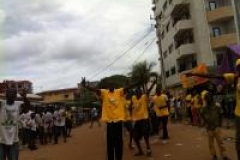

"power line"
[133, 37, 157, 64]
[121, 36, 157, 75]
[88, 28, 155, 80]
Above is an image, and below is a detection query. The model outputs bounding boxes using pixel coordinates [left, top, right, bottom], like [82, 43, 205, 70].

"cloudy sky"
[0, 0, 159, 93]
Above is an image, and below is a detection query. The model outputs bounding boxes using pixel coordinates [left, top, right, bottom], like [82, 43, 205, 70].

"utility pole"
[233, 0, 240, 43]
[151, 2, 167, 90]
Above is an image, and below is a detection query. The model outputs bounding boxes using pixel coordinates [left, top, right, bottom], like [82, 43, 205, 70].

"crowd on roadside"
[18, 106, 74, 151]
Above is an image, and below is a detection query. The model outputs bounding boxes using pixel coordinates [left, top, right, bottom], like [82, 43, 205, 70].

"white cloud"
[0, 0, 159, 92]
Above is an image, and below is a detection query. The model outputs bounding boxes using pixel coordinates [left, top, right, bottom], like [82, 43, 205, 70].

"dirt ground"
[20, 123, 237, 160]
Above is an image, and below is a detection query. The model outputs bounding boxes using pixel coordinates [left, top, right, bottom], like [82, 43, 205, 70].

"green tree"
[97, 75, 129, 89]
[129, 60, 157, 92]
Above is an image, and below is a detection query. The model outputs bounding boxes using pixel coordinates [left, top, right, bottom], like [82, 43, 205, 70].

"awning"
[218, 45, 240, 73]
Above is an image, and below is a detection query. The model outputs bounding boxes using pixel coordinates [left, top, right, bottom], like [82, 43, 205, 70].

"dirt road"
[20, 123, 237, 160]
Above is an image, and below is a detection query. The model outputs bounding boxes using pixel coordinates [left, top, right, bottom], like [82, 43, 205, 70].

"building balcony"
[171, 0, 190, 17]
[207, 6, 234, 23]
[176, 43, 196, 60]
[174, 19, 193, 38]
[211, 33, 237, 49]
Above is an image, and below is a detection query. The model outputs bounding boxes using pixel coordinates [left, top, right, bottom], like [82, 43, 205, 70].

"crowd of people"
[81, 74, 235, 160]
[18, 106, 74, 151]
[1, 61, 240, 160]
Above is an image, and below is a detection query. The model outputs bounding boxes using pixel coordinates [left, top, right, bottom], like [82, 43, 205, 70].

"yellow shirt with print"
[100, 88, 125, 122]
[153, 94, 169, 117]
[132, 94, 149, 121]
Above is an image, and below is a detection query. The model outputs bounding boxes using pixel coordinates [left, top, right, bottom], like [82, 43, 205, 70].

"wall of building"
[40, 90, 77, 103]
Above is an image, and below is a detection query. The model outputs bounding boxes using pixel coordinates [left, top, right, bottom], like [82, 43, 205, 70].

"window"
[171, 66, 176, 75]
[192, 60, 197, 68]
[179, 63, 186, 72]
[163, 51, 168, 59]
[209, 1, 217, 11]
[166, 22, 170, 32]
[168, 43, 174, 54]
[163, 1, 168, 11]
[64, 94, 69, 99]
[212, 27, 221, 37]
[166, 71, 170, 78]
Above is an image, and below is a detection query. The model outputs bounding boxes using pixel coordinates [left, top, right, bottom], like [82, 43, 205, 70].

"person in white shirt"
[53, 107, 61, 144]
[0, 87, 31, 160]
[42, 108, 53, 144]
[27, 113, 37, 150]
[59, 107, 67, 143]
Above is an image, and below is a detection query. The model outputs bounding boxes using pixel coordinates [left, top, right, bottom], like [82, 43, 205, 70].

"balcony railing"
[207, 6, 234, 23]
[211, 33, 237, 49]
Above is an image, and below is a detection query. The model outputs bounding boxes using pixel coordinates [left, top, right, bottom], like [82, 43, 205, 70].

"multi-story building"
[38, 88, 79, 103]
[0, 80, 33, 93]
[152, 0, 240, 89]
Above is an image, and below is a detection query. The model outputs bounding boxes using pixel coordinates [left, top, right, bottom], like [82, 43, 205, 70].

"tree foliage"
[129, 60, 157, 91]
[97, 74, 129, 89]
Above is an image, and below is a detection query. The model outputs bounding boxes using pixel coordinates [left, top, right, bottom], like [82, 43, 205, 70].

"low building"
[0, 80, 33, 93]
[38, 88, 79, 103]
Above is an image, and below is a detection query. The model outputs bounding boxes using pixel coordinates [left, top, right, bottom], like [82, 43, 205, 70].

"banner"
[180, 64, 208, 88]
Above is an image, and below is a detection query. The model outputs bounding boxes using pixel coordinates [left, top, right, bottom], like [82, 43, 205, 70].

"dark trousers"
[106, 122, 123, 160]
[124, 121, 133, 146]
[158, 116, 169, 139]
[54, 126, 66, 144]
[29, 131, 37, 150]
[133, 119, 151, 152]
[37, 127, 44, 145]
[236, 116, 240, 160]
[0, 143, 19, 160]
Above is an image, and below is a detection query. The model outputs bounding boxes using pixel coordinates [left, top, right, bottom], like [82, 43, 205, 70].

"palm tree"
[129, 60, 158, 92]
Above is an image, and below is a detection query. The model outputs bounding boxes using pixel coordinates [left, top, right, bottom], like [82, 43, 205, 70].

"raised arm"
[81, 77, 101, 95]
[146, 79, 157, 95]
[123, 81, 141, 94]
[19, 88, 32, 111]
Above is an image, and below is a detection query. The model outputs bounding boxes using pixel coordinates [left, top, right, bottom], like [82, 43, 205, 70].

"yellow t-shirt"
[132, 94, 149, 121]
[124, 99, 132, 121]
[201, 90, 208, 107]
[193, 94, 201, 108]
[236, 78, 240, 116]
[223, 73, 235, 84]
[153, 94, 169, 117]
[222, 73, 240, 116]
[100, 88, 125, 122]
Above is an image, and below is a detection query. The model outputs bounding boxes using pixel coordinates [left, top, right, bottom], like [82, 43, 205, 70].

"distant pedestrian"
[89, 107, 101, 128]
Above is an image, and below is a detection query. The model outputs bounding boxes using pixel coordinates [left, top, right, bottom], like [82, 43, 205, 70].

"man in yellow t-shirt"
[131, 82, 155, 157]
[153, 86, 169, 143]
[131, 88, 150, 157]
[186, 58, 240, 159]
[81, 77, 138, 160]
[123, 93, 134, 150]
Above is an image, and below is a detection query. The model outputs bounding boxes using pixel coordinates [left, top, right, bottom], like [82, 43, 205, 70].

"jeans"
[0, 143, 19, 160]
